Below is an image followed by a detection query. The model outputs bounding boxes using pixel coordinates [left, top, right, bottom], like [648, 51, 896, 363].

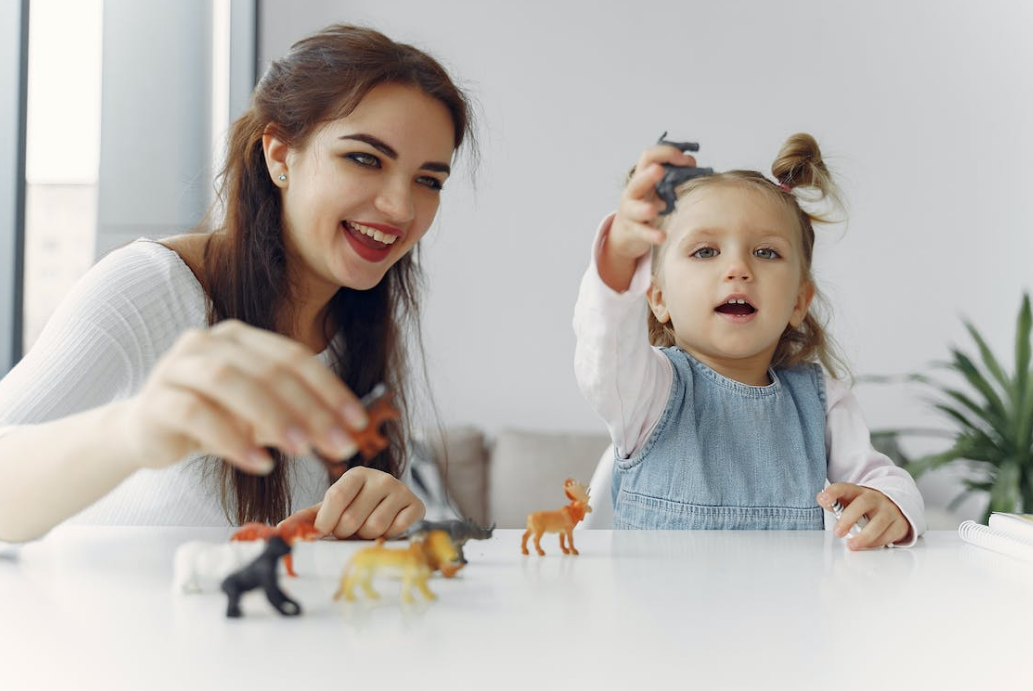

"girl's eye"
[692, 247, 718, 259]
[755, 248, 781, 259]
[416, 175, 445, 191]
[346, 152, 380, 168]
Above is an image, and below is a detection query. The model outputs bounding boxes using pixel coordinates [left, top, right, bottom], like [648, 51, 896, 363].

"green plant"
[868, 293, 1033, 522]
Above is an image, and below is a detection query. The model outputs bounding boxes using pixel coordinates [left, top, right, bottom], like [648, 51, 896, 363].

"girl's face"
[268, 82, 456, 296]
[648, 184, 814, 380]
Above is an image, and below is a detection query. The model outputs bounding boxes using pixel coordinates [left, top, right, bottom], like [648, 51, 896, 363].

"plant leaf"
[964, 320, 1010, 395]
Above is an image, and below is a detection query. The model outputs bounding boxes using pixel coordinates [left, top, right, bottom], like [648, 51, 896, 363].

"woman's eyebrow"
[338, 133, 451, 175]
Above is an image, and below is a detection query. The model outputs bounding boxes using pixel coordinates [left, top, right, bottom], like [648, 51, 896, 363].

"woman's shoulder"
[54, 237, 208, 341]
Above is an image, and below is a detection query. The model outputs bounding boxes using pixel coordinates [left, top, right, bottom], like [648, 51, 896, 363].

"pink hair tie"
[778, 181, 793, 192]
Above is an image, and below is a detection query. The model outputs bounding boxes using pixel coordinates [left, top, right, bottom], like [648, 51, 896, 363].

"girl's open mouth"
[715, 298, 757, 321]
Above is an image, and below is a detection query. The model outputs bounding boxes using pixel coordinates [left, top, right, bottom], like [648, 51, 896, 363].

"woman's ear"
[789, 280, 815, 328]
[647, 279, 671, 324]
[262, 126, 290, 187]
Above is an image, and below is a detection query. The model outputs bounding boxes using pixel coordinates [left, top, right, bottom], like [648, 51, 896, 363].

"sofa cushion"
[423, 425, 489, 526]
[488, 428, 611, 529]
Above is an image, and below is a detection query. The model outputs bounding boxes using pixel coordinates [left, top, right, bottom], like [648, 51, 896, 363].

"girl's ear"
[262, 126, 290, 186]
[789, 280, 815, 328]
[647, 279, 671, 324]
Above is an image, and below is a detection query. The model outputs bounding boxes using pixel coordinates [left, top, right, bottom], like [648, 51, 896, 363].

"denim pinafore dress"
[612, 347, 827, 530]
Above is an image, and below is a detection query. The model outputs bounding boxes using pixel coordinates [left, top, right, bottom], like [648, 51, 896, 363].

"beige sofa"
[423, 426, 611, 529]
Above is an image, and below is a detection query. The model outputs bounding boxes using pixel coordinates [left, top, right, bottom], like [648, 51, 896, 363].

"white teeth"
[727, 298, 747, 305]
[348, 221, 397, 245]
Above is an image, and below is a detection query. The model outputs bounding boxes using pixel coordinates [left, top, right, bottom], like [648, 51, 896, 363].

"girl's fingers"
[624, 162, 667, 202]
[216, 320, 368, 432]
[635, 144, 697, 174]
[848, 511, 893, 550]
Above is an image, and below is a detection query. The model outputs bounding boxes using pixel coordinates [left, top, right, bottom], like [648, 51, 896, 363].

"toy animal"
[322, 382, 401, 481]
[521, 478, 592, 556]
[173, 540, 266, 594]
[221, 536, 301, 618]
[231, 514, 322, 577]
[405, 517, 495, 563]
[333, 531, 461, 603]
[654, 132, 714, 216]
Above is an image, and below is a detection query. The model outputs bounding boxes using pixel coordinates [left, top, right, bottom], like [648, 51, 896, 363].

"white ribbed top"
[0, 240, 333, 526]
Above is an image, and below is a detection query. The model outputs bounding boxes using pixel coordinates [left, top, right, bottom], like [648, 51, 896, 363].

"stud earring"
[278, 173, 287, 182]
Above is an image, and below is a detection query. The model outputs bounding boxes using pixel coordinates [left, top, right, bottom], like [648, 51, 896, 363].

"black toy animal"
[655, 132, 714, 216]
[220, 536, 301, 618]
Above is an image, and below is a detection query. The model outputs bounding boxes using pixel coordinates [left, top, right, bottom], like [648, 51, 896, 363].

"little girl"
[573, 134, 926, 548]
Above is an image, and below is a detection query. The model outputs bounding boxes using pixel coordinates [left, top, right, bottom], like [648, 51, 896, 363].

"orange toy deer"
[231, 515, 322, 577]
[521, 478, 592, 556]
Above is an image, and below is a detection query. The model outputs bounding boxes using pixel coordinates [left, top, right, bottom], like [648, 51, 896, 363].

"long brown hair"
[200, 25, 474, 524]
[647, 133, 848, 379]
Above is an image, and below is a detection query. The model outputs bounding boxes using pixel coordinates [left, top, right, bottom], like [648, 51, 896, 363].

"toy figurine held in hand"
[654, 132, 714, 215]
[521, 478, 592, 556]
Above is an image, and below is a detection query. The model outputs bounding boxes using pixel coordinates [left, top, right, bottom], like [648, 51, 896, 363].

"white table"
[0, 527, 1027, 690]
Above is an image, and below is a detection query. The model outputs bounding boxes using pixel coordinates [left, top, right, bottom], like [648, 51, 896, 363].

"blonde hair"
[646, 133, 848, 379]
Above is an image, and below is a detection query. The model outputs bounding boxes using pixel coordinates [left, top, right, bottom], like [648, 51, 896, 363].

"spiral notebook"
[958, 513, 1033, 563]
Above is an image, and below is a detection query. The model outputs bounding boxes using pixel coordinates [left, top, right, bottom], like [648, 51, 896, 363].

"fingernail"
[247, 449, 274, 474]
[329, 428, 358, 458]
[342, 404, 368, 430]
[285, 425, 309, 454]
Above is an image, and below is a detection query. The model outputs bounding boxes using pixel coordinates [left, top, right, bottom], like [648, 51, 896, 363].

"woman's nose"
[374, 178, 415, 225]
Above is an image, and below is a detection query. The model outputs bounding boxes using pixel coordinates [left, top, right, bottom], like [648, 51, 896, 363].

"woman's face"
[270, 82, 456, 295]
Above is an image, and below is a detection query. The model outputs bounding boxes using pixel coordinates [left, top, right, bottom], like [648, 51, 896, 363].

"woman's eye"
[346, 152, 380, 168]
[755, 248, 780, 259]
[416, 176, 444, 191]
[692, 247, 718, 259]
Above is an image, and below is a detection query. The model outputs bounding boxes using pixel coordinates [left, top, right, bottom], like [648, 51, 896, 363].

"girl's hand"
[817, 484, 912, 549]
[119, 319, 369, 475]
[608, 144, 697, 262]
[289, 467, 425, 539]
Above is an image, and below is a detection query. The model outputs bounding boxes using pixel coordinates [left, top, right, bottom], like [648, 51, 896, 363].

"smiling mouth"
[715, 298, 756, 316]
[343, 220, 398, 248]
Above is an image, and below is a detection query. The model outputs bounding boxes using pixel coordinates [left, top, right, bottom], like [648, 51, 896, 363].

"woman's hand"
[288, 467, 425, 539]
[608, 144, 697, 262]
[118, 319, 369, 474]
[817, 484, 912, 549]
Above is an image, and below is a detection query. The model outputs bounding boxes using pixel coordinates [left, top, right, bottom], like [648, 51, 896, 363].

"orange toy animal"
[333, 532, 461, 603]
[231, 515, 322, 577]
[521, 478, 592, 556]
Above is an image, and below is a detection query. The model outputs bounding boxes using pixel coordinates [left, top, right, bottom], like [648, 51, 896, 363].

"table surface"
[1, 527, 1028, 690]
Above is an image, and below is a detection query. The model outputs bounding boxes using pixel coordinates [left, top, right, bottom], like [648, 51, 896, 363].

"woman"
[0, 25, 474, 542]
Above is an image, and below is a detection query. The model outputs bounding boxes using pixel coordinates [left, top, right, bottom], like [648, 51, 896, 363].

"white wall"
[260, 1, 1033, 519]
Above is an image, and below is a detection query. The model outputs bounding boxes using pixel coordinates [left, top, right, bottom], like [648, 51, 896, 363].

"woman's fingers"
[216, 321, 368, 431]
[315, 468, 425, 540]
[141, 320, 371, 468]
[142, 385, 273, 473]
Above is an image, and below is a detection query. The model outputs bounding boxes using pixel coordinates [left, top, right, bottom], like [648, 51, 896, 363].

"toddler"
[573, 134, 925, 548]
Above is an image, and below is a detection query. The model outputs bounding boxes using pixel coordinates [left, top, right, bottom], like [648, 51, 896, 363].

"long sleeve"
[824, 375, 927, 545]
[573, 213, 672, 457]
